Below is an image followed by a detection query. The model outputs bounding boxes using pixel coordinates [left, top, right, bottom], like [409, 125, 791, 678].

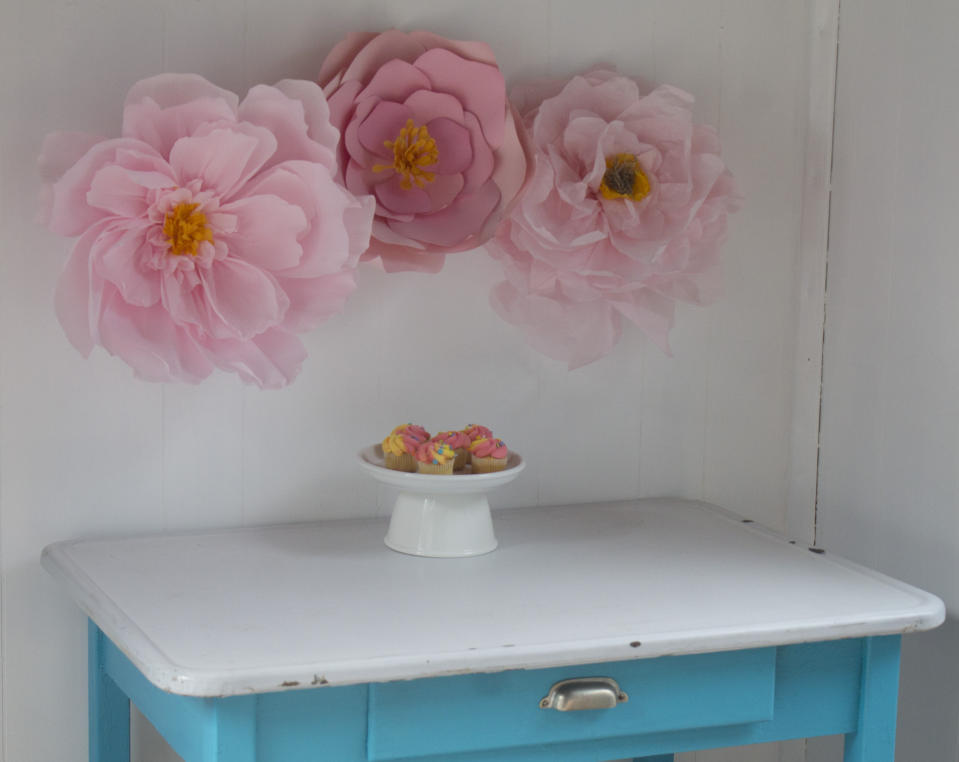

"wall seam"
[813, 0, 843, 547]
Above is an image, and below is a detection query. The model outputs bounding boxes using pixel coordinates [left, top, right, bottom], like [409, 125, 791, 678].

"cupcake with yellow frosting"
[415, 440, 456, 475]
[381, 432, 420, 472]
[430, 430, 471, 471]
[470, 437, 508, 473]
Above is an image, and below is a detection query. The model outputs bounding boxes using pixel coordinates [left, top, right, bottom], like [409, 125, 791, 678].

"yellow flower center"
[599, 153, 650, 202]
[163, 202, 214, 256]
[373, 119, 439, 189]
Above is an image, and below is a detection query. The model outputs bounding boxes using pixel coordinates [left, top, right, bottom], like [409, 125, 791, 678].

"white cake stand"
[358, 445, 525, 558]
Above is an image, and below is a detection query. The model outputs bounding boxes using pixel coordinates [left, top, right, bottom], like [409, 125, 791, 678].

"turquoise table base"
[89, 622, 901, 762]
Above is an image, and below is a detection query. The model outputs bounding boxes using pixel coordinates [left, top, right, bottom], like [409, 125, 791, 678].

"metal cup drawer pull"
[539, 677, 629, 711]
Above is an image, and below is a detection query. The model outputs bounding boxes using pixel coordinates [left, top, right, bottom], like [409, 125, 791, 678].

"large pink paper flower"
[320, 30, 532, 273]
[41, 74, 374, 388]
[487, 69, 741, 368]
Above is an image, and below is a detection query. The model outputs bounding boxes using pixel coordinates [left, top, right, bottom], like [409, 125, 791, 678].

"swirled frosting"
[416, 440, 456, 465]
[469, 437, 508, 459]
[431, 430, 471, 450]
[382, 432, 419, 456]
[392, 423, 430, 442]
[463, 424, 493, 441]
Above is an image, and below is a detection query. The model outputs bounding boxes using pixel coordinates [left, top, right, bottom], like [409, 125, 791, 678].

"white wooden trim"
[786, 0, 841, 544]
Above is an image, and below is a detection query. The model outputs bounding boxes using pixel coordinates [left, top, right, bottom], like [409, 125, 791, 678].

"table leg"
[89, 621, 130, 762]
[843, 635, 901, 762]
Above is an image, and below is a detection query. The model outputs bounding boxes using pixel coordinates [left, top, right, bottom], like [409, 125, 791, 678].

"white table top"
[42, 499, 944, 697]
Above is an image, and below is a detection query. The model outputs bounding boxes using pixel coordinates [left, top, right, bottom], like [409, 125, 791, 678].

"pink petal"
[607, 289, 675, 355]
[323, 30, 428, 87]
[55, 222, 109, 356]
[406, 31, 499, 67]
[125, 73, 239, 114]
[343, 97, 382, 168]
[375, 174, 432, 215]
[240, 161, 372, 277]
[205, 327, 306, 389]
[404, 90, 464, 125]
[415, 48, 506, 148]
[357, 58, 432, 103]
[273, 79, 341, 161]
[427, 117, 471, 175]
[326, 79, 363, 136]
[369, 239, 448, 273]
[277, 270, 357, 331]
[87, 164, 175, 218]
[220, 194, 308, 271]
[200, 257, 289, 340]
[49, 138, 158, 237]
[461, 112, 495, 192]
[169, 124, 277, 200]
[94, 225, 162, 307]
[123, 74, 240, 157]
[493, 105, 535, 216]
[98, 287, 214, 384]
[489, 281, 622, 369]
[389, 181, 500, 247]
[357, 100, 413, 158]
[237, 83, 337, 174]
[423, 172, 464, 211]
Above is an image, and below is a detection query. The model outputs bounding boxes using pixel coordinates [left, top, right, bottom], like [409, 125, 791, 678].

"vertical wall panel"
[817, 0, 959, 760]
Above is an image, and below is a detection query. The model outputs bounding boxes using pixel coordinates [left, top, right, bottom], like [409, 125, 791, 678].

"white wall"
[815, 0, 959, 760]
[0, 1, 830, 760]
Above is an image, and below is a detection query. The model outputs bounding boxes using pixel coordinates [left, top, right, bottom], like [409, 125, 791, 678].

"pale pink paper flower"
[41, 74, 374, 388]
[487, 69, 741, 368]
[320, 30, 532, 273]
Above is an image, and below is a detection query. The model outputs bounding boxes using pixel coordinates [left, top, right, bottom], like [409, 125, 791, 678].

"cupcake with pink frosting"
[392, 423, 430, 443]
[469, 437, 508, 473]
[462, 424, 494, 443]
[415, 440, 457, 475]
[381, 432, 421, 472]
[430, 430, 472, 471]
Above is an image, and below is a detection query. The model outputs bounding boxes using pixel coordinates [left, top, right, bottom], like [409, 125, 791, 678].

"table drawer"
[368, 647, 776, 760]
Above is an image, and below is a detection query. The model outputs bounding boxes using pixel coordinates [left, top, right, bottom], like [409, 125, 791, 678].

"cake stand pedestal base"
[385, 492, 497, 558]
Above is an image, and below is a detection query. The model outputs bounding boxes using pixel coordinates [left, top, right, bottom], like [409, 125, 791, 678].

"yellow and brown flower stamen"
[373, 118, 439, 189]
[163, 202, 214, 256]
[599, 153, 650, 202]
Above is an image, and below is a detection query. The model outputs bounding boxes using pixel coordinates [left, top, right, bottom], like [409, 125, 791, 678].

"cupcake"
[462, 424, 494, 443]
[381, 432, 420, 472]
[392, 423, 430, 443]
[415, 440, 456, 475]
[431, 430, 471, 471]
[470, 437, 509, 473]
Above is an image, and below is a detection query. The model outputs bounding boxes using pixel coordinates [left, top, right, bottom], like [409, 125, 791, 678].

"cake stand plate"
[358, 445, 525, 558]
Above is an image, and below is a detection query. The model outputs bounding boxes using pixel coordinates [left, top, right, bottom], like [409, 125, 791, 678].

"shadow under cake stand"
[358, 445, 525, 558]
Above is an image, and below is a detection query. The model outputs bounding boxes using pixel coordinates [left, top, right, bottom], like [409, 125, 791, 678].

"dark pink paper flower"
[320, 30, 532, 273]
[487, 69, 741, 368]
[41, 74, 374, 387]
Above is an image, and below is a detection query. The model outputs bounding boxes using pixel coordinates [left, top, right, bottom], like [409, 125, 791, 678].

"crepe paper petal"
[389, 181, 500, 248]
[168, 125, 277, 201]
[220, 194, 308, 271]
[237, 82, 338, 173]
[320, 29, 532, 272]
[206, 327, 307, 390]
[98, 288, 215, 384]
[486, 68, 740, 368]
[42, 73, 374, 387]
[489, 281, 622, 370]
